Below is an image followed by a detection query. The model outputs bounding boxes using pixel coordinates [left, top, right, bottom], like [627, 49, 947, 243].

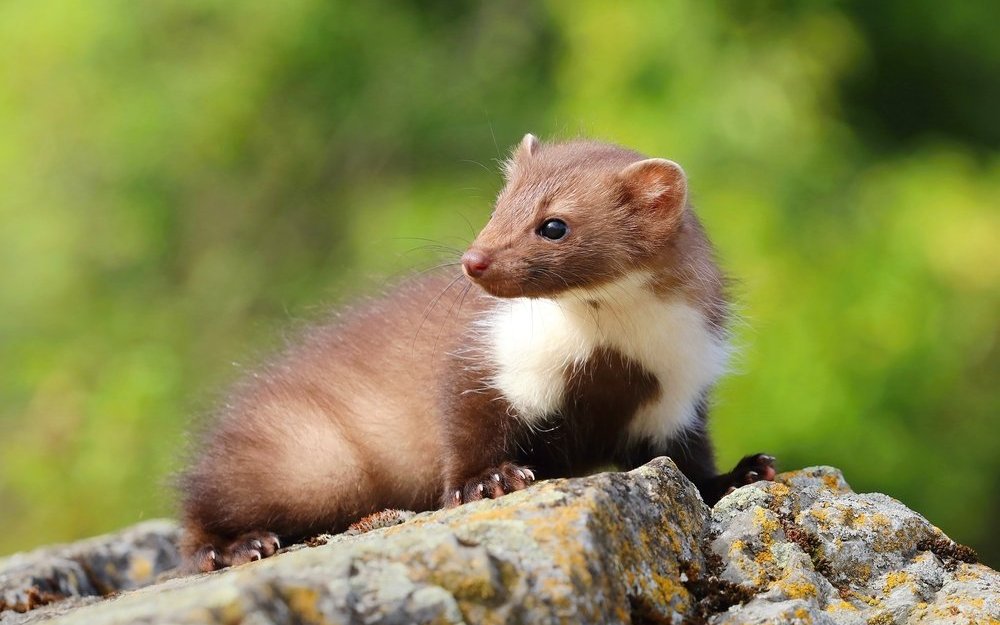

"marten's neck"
[478, 240, 730, 445]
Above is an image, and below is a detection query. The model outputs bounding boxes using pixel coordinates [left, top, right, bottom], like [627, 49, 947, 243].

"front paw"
[724, 453, 777, 495]
[446, 462, 536, 506]
[193, 530, 282, 572]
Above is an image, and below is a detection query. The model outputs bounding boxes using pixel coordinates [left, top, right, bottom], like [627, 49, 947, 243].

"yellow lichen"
[769, 482, 792, 510]
[283, 587, 327, 625]
[527, 503, 591, 582]
[753, 507, 781, 537]
[871, 513, 891, 527]
[821, 474, 842, 491]
[771, 482, 791, 496]
[754, 548, 774, 565]
[853, 563, 872, 583]
[839, 505, 860, 526]
[752, 505, 782, 559]
[809, 507, 832, 525]
[418, 544, 502, 603]
[867, 611, 894, 625]
[871, 528, 909, 554]
[826, 600, 858, 612]
[954, 567, 981, 582]
[127, 556, 152, 582]
[216, 601, 246, 625]
[776, 579, 818, 600]
[444, 574, 499, 603]
[844, 590, 881, 607]
[883, 571, 909, 592]
[649, 571, 685, 609]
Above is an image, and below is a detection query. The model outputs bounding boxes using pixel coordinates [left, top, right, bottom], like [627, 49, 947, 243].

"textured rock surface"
[1, 460, 997, 624]
[0, 520, 180, 619]
[709, 467, 997, 624]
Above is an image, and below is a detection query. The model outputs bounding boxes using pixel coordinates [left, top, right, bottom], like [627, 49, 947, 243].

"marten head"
[462, 134, 689, 299]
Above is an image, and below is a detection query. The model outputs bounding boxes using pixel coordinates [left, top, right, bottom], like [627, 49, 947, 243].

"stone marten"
[178, 135, 776, 571]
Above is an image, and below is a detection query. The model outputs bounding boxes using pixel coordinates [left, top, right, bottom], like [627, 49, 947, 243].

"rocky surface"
[709, 467, 994, 625]
[0, 520, 180, 618]
[1, 460, 996, 624]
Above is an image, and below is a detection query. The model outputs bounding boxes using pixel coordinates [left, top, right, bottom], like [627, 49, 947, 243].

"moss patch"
[917, 536, 979, 571]
[677, 561, 756, 625]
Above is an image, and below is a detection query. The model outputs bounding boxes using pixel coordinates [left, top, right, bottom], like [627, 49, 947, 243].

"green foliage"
[1, 1, 996, 564]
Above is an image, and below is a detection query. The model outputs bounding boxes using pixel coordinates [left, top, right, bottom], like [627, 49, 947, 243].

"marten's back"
[179, 270, 487, 543]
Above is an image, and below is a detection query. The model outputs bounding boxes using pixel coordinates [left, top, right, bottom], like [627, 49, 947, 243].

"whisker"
[456, 212, 479, 243]
[460, 159, 493, 175]
[412, 274, 466, 352]
[433, 279, 475, 354]
[489, 120, 501, 161]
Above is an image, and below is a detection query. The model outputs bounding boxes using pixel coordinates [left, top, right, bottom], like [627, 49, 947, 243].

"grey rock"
[712, 597, 841, 625]
[1, 461, 997, 624]
[709, 467, 998, 625]
[0, 520, 180, 622]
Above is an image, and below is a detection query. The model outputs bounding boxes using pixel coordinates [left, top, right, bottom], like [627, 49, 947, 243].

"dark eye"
[538, 218, 568, 240]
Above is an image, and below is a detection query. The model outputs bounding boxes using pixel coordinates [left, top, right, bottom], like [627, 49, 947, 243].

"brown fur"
[470, 138, 726, 326]
[179, 135, 771, 570]
[179, 273, 491, 556]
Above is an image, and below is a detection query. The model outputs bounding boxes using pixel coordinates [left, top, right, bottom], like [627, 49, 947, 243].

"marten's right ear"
[618, 158, 688, 224]
[503, 133, 540, 179]
[519, 133, 540, 156]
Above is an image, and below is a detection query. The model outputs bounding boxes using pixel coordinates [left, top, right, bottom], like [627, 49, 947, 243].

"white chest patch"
[481, 272, 730, 444]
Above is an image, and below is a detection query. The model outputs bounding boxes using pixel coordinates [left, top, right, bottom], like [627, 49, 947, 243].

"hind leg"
[187, 530, 282, 572]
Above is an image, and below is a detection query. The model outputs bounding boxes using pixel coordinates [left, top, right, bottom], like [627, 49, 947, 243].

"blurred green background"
[1, 1, 997, 565]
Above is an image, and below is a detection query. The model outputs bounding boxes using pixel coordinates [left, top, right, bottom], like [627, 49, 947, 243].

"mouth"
[464, 273, 524, 299]
[465, 270, 579, 300]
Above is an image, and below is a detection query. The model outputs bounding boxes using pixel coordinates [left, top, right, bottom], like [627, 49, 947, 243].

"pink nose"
[462, 249, 492, 278]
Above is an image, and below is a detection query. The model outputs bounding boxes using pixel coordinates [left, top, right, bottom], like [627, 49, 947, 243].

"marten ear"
[519, 133, 540, 157]
[504, 133, 540, 179]
[619, 158, 688, 221]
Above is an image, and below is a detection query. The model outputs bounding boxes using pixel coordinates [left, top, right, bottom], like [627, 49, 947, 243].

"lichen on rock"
[1, 461, 997, 625]
[0, 520, 180, 620]
[707, 467, 997, 625]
